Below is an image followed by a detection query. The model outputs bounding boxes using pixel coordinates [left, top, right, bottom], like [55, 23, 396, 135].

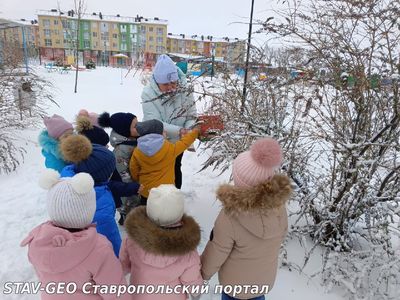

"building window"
[68, 21, 77, 30]
[55, 39, 61, 44]
[156, 27, 163, 35]
[101, 23, 109, 31]
[121, 43, 127, 51]
[92, 22, 97, 29]
[83, 40, 90, 48]
[156, 37, 163, 44]
[156, 46, 163, 53]
[141, 26, 146, 33]
[149, 36, 154, 41]
[113, 33, 118, 39]
[101, 32, 109, 40]
[44, 39, 52, 46]
[112, 43, 117, 48]
[54, 30, 60, 36]
[93, 32, 97, 37]
[84, 32, 89, 40]
[83, 23, 89, 30]
[54, 20, 59, 25]
[44, 29, 51, 38]
[121, 33, 127, 41]
[113, 23, 118, 30]
[149, 27, 154, 32]
[43, 19, 50, 28]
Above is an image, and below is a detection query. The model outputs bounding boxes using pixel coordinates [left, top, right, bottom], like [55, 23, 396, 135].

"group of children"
[22, 111, 292, 300]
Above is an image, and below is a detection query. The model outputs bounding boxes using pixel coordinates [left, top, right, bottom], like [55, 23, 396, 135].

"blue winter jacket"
[38, 130, 67, 173]
[60, 165, 122, 257]
[141, 68, 197, 142]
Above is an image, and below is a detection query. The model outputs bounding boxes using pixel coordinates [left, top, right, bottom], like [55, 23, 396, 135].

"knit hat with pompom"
[39, 169, 96, 229]
[98, 112, 136, 138]
[232, 137, 283, 187]
[60, 135, 116, 183]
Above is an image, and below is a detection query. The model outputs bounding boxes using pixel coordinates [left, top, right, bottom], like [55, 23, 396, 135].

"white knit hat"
[39, 169, 96, 229]
[146, 184, 184, 227]
[153, 54, 179, 84]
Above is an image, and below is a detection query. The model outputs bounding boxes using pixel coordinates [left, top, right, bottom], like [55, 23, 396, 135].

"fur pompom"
[60, 134, 92, 163]
[39, 169, 60, 190]
[69, 172, 94, 194]
[250, 137, 282, 168]
[98, 112, 111, 128]
[75, 115, 93, 133]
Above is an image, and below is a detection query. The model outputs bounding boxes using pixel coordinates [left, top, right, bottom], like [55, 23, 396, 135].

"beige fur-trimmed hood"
[125, 206, 201, 256]
[217, 174, 292, 215]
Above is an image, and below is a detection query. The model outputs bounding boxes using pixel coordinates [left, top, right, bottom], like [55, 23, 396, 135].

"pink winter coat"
[119, 207, 203, 300]
[21, 222, 130, 300]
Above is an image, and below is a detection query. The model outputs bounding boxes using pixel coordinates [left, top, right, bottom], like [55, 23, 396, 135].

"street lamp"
[211, 43, 215, 79]
[21, 26, 29, 74]
[112, 53, 129, 84]
[103, 41, 107, 66]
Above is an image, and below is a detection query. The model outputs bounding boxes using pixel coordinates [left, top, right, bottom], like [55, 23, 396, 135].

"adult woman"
[141, 54, 197, 189]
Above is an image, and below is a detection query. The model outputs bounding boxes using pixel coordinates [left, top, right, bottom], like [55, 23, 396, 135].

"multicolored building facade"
[166, 33, 246, 65]
[37, 10, 168, 67]
[1, 9, 246, 69]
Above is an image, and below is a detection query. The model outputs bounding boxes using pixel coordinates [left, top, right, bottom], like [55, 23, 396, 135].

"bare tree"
[258, 0, 400, 298]
[198, 0, 400, 298]
[74, 0, 86, 93]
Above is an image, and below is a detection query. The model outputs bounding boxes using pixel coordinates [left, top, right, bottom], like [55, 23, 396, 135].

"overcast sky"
[0, 0, 279, 44]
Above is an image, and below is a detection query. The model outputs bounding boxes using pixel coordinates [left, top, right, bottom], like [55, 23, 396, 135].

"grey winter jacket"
[110, 130, 137, 182]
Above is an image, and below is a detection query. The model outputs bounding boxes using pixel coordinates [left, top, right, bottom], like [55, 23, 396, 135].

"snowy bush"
[200, 0, 400, 298]
[0, 45, 56, 173]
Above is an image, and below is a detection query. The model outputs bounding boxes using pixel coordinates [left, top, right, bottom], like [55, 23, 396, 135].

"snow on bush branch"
[197, 0, 399, 298]
[0, 43, 57, 173]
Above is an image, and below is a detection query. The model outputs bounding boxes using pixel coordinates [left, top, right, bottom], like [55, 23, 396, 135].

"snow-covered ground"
[0, 65, 345, 299]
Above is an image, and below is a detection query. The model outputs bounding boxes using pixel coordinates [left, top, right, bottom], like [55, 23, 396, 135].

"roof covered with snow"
[167, 33, 243, 44]
[0, 18, 38, 28]
[36, 10, 168, 25]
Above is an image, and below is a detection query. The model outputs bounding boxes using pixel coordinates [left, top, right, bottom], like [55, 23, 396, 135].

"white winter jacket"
[141, 69, 197, 142]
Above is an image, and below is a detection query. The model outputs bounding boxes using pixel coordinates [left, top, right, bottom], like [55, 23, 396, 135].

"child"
[21, 170, 129, 300]
[129, 119, 199, 205]
[98, 111, 140, 223]
[201, 138, 292, 300]
[120, 184, 203, 300]
[38, 114, 73, 172]
[76, 115, 142, 215]
[59, 134, 131, 257]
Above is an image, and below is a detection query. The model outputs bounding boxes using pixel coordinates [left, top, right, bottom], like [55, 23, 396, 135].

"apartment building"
[0, 18, 39, 64]
[166, 33, 246, 65]
[37, 9, 168, 66]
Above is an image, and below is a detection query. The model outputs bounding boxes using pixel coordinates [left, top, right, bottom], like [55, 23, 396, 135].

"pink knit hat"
[43, 114, 73, 139]
[232, 137, 283, 187]
[78, 109, 99, 126]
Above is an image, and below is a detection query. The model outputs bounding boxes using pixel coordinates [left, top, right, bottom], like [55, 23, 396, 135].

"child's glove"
[138, 184, 145, 195]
